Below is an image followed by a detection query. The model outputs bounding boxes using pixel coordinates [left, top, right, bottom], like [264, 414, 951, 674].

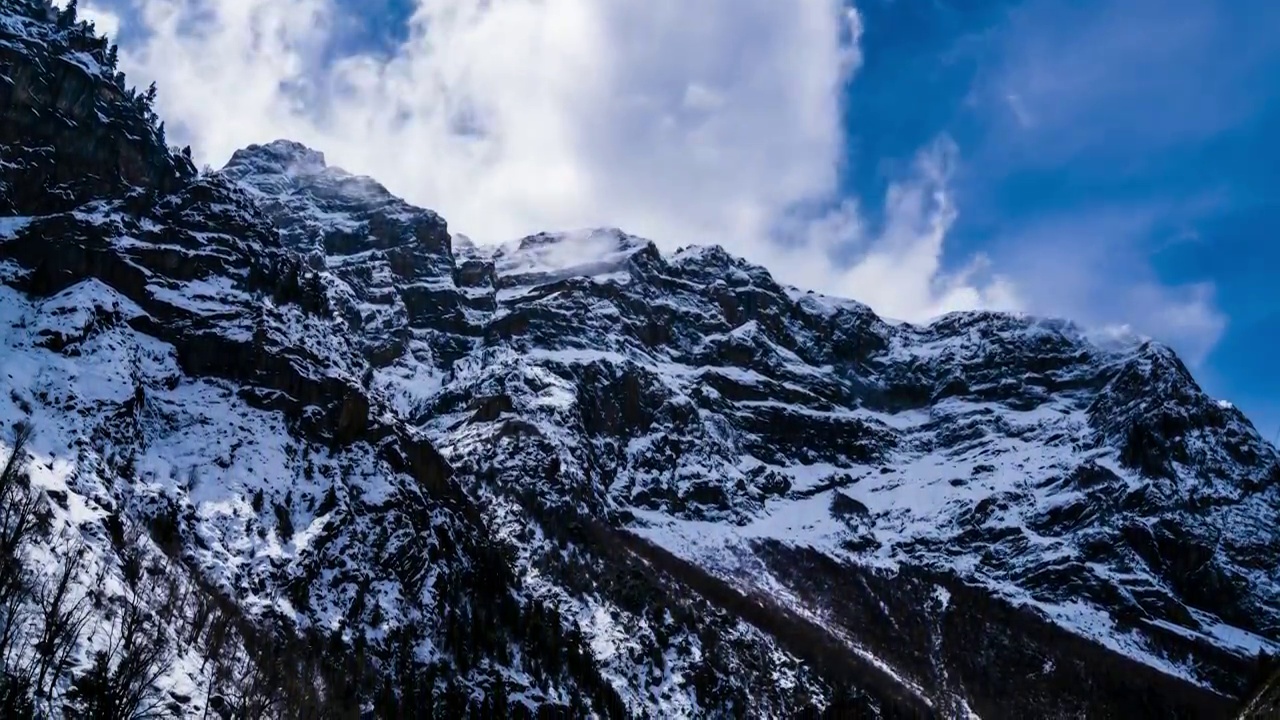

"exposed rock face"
[0, 0, 193, 215]
[1239, 664, 1280, 719]
[220, 139, 477, 366]
[1, 1, 1278, 717]
[420, 230, 1280, 715]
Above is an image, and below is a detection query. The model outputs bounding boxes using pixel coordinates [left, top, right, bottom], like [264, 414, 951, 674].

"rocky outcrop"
[1239, 664, 1280, 719]
[220, 140, 479, 365]
[0, 0, 194, 215]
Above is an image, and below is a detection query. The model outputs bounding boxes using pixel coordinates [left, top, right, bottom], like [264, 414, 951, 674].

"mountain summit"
[1, 1, 1278, 717]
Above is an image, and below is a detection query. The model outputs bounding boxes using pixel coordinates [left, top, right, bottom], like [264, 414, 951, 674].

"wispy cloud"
[938, 0, 1280, 365]
[992, 205, 1227, 365]
[971, 0, 1278, 166]
[774, 137, 1019, 320]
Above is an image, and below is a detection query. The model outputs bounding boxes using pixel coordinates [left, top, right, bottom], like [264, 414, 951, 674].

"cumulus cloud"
[95, 0, 1013, 323]
[768, 137, 1019, 320]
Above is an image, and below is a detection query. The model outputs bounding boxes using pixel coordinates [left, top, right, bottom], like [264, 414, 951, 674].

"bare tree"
[30, 540, 93, 700]
[0, 564, 29, 681]
[0, 422, 38, 562]
[68, 581, 174, 720]
[116, 521, 149, 588]
[0, 423, 37, 673]
[232, 638, 284, 720]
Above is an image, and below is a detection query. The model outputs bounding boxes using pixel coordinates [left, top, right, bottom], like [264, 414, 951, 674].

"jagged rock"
[0, 1, 193, 215]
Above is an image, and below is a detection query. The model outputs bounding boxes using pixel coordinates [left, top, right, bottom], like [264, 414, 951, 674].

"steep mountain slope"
[1239, 662, 1280, 719]
[2, 1, 1279, 717]
[412, 228, 1280, 716]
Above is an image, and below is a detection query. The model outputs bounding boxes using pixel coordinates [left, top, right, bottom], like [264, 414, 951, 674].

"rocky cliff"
[1239, 664, 1280, 719]
[1, 1, 1278, 717]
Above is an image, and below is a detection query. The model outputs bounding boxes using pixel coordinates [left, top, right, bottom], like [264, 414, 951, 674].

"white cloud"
[95, 0, 1016, 324]
[1124, 282, 1226, 365]
[767, 137, 1020, 320]
[1003, 92, 1035, 128]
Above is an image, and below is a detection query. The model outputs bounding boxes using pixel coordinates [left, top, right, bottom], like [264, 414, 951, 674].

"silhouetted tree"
[67, 585, 173, 720]
[30, 541, 93, 700]
[0, 423, 38, 668]
[55, 0, 76, 28]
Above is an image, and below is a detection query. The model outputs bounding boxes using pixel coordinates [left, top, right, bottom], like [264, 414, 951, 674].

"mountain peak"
[220, 139, 334, 192]
[219, 138, 418, 220]
[225, 138, 328, 173]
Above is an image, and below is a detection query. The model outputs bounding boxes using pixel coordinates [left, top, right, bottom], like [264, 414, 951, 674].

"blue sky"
[843, 0, 1280, 436]
[77, 0, 1280, 437]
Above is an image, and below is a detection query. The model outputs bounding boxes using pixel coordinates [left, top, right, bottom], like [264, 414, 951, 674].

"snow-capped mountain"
[2, 0, 1278, 717]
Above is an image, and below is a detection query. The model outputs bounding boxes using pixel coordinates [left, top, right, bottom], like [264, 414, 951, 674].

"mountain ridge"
[2, 2, 1279, 717]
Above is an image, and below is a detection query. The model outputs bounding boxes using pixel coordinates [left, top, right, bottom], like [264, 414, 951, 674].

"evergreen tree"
[492, 675, 510, 717]
[56, 0, 77, 28]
